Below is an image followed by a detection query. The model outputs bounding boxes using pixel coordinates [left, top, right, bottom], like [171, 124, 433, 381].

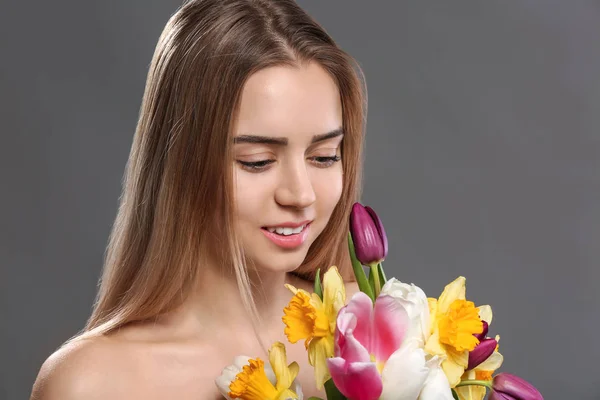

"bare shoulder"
[30, 335, 132, 400]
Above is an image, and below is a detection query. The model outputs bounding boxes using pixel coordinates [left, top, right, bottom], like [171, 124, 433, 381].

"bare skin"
[31, 273, 359, 399]
[32, 62, 354, 399]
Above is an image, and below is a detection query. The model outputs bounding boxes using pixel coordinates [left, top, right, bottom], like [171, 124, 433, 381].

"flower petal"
[442, 347, 469, 388]
[380, 338, 429, 400]
[428, 298, 439, 333]
[418, 356, 454, 400]
[323, 266, 346, 311]
[477, 351, 504, 372]
[215, 365, 241, 399]
[308, 336, 334, 389]
[285, 284, 299, 295]
[269, 342, 296, 389]
[488, 391, 518, 400]
[437, 277, 466, 314]
[327, 358, 383, 400]
[380, 279, 431, 343]
[455, 384, 487, 400]
[233, 356, 252, 370]
[365, 205, 388, 260]
[342, 292, 374, 352]
[424, 329, 446, 357]
[292, 381, 304, 400]
[478, 305, 493, 325]
[264, 362, 277, 385]
[336, 312, 371, 363]
[468, 338, 498, 370]
[373, 294, 409, 363]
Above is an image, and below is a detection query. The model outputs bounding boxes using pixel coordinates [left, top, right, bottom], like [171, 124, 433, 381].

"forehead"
[234, 62, 342, 138]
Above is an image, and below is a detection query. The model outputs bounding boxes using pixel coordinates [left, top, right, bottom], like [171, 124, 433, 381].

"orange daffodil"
[282, 266, 346, 389]
[215, 342, 303, 400]
[424, 276, 486, 387]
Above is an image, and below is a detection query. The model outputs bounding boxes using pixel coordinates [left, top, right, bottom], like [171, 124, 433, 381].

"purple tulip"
[492, 373, 544, 400]
[474, 320, 489, 341]
[350, 203, 388, 265]
[467, 337, 497, 370]
[488, 392, 518, 400]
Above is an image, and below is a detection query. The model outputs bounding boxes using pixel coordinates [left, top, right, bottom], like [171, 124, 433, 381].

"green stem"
[377, 261, 387, 283]
[369, 263, 381, 297]
[347, 233, 374, 301]
[455, 380, 493, 390]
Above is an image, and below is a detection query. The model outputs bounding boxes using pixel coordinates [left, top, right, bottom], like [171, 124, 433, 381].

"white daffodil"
[215, 342, 303, 400]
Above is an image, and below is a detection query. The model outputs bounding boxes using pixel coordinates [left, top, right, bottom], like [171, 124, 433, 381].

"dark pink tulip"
[467, 337, 497, 370]
[350, 203, 388, 265]
[492, 373, 543, 400]
[474, 320, 489, 341]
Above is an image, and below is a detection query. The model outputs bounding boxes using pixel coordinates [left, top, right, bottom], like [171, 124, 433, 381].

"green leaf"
[314, 268, 323, 300]
[377, 262, 387, 283]
[324, 379, 347, 400]
[347, 233, 374, 301]
[451, 388, 460, 400]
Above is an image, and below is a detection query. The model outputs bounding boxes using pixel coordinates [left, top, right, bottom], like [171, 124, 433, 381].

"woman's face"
[232, 61, 344, 274]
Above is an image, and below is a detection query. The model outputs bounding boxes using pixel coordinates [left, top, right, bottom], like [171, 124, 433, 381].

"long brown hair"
[74, 0, 367, 341]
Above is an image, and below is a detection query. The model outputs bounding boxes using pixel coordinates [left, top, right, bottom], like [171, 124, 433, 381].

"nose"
[274, 160, 316, 210]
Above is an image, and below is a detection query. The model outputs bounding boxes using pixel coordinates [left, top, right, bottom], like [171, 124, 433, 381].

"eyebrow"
[233, 127, 344, 145]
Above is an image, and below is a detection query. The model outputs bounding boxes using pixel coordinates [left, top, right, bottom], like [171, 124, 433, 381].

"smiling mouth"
[260, 222, 312, 249]
[262, 223, 310, 236]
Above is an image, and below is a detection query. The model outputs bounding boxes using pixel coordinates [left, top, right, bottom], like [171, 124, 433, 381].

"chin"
[248, 250, 309, 274]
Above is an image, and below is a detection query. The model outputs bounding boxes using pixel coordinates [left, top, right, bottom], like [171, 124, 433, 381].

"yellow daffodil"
[282, 266, 346, 389]
[424, 276, 485, 387]
[456, 306, 504, 400]
[215, 342, 303, 400]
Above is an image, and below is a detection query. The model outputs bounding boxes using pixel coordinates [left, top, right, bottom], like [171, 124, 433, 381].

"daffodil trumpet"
[455, 380, 493, 390]
[215, 342, 303, 400]
[283, 266, 346, 389]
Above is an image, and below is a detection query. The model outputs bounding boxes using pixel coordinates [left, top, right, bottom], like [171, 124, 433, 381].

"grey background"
[1, 1, 598, 399]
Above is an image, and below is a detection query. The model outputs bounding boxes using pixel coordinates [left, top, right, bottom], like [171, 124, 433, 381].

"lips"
[261, 221, 312, 249]
[264, 224, 309, 236]
[262, 220, 312, 234]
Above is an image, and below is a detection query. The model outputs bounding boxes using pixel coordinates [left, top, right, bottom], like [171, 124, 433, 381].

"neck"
[178, 255, 311, 342]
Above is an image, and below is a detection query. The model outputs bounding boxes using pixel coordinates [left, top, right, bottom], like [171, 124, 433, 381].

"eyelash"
[237, 155, 341, 172]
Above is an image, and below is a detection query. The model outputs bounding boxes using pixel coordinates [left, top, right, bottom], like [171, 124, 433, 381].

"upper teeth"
[267, 225, 306, 235]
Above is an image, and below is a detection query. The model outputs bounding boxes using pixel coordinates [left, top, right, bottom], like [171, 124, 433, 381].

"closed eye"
[236, 155, 341, 172]
[237, 159, 275, 171]
[310, 155, 341, 167]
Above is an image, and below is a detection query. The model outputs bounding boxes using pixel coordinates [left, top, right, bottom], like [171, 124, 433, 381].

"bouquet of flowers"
[215, 203, 543, 400]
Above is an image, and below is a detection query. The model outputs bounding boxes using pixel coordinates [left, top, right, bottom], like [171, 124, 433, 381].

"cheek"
[234, 171, 272, 222]
[313, 167, 343, 214]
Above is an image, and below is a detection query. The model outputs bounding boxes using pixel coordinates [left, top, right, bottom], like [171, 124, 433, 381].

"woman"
[31, 0, 366, 398]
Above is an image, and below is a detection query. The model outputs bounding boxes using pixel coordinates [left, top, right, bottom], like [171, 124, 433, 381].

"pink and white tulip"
[326, 291, 453, 400]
